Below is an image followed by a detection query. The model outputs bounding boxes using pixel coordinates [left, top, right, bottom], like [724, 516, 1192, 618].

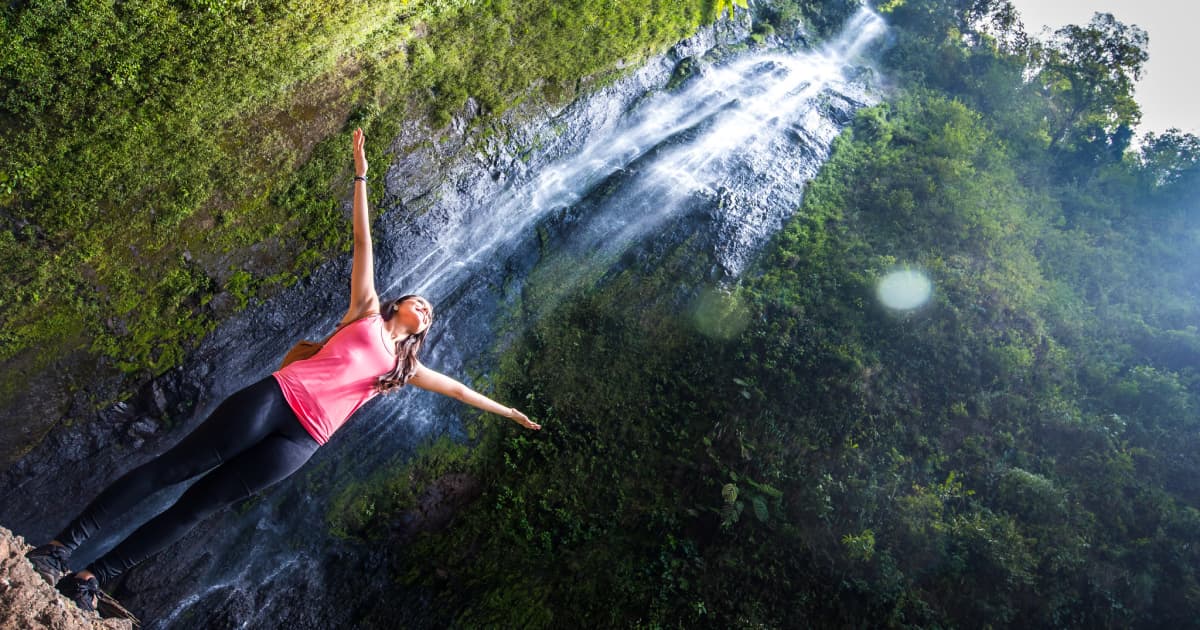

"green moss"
[326, 434, 474, 542]
[0, 0, 726, 409]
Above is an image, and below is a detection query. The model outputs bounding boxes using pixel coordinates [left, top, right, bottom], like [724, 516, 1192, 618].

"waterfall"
[397, 9, 886, 297]
[90, 9, 886, 627]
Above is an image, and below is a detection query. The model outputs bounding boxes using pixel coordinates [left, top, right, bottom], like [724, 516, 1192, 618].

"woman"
[26, 128, 540, 614]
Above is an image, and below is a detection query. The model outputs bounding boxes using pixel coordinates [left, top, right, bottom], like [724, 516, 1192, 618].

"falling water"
[133, 9, 885, 627]
[396, 9, 885, 297]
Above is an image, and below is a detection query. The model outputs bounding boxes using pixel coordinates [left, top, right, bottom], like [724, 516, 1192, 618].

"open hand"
[509, 408, 541, 430]
[353, 128, 368, 177]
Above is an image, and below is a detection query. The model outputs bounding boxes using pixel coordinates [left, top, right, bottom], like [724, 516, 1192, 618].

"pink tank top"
[272, 314, 396, 445]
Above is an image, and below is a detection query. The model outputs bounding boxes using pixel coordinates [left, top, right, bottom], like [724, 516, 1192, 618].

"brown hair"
[376, 295, 434, 394]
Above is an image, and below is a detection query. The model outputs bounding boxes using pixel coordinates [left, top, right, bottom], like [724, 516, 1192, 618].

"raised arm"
[408, 363, 542, 430]
[344, 127, 381, 324]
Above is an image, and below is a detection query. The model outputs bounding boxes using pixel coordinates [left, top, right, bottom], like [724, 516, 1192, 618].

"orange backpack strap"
[278, 315, 367, 369]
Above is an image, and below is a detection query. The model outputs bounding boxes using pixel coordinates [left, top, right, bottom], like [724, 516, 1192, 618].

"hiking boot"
[25, 543, 71, 586]
[56, 573, 100, 613]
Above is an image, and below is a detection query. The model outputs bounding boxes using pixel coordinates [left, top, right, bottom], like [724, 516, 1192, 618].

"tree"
[1140, 129, 1200, 191]
[1032, 13, 1148, 163]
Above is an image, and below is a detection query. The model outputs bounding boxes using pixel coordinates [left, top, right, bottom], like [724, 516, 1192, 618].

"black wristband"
[354, 175, 367, 182]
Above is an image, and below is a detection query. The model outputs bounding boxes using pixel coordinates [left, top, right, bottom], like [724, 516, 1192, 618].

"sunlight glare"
[693, 287, 751, 340]
[877, 269, 932, 311]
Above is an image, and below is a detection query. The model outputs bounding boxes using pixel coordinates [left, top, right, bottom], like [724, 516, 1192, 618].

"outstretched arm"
[344, 127, 380, 324]
[409, 363, 542, 430]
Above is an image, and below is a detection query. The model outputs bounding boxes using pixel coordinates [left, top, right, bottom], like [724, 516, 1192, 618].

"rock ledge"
[0, 526, 132, 629]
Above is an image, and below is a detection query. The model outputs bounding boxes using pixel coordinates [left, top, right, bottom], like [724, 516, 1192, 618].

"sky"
[1006, 0, 1198, 139]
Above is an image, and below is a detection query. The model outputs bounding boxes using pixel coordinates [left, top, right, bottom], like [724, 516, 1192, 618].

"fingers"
[352, 128, 368, 176]
[512, 410, 541, 430]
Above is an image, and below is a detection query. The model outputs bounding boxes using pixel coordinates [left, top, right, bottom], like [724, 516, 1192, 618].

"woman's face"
[396, 296, 434, 334]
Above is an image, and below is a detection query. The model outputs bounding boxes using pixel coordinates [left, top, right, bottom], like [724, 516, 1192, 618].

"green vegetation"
[330, 1, 1200, 626]
[8, 0, 1199, 625]
[0, 0, 728, 422]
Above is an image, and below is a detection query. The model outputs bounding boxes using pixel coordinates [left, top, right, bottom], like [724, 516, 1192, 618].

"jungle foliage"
[336, 0, 1200, 627]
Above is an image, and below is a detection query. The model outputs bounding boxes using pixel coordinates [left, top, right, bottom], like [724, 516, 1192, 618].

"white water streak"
[387, 9, 885, 298]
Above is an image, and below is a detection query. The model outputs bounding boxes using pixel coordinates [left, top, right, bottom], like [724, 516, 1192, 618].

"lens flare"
[877, 269, 932, 311]
[693, 287, 750, 340]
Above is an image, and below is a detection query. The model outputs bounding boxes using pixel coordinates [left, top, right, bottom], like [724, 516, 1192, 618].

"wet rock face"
[0, 6, 753, 553]
[127, 23, 767, 628]
[0, 5, 884, 627]
[392, 472, 483, 540]
[0, 526, 132, 630]
[0, 364, 202, 546]
[0, 367, 68, 470]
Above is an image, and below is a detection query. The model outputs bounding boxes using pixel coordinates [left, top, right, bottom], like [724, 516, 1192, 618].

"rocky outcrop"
[0, 526, 131, 630]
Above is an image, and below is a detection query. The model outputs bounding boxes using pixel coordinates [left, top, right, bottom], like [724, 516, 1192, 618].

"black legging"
[56, 376, 319, 585]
